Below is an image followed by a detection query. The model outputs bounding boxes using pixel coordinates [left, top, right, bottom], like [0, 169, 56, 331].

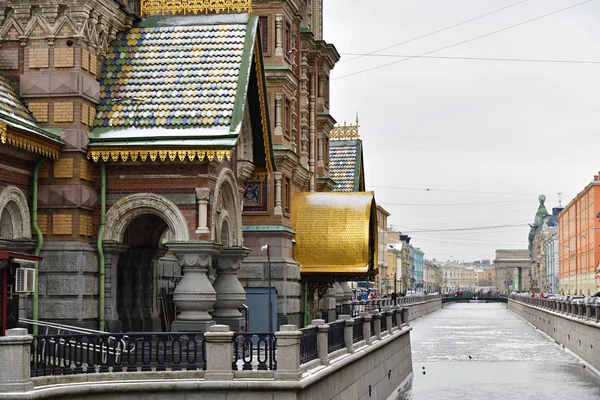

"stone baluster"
[312, 319, 330, 366]
[340, 315, 354, 354]
[168, 241, 222, 332]
[373, 312, 382, 340]
[274, 325, 302, 380]
[211, 246, 250, 332]
[204, 325, 234, 380]
[0, 328, 33, 393]
[401, 307, 409, 325]
[383, 306, 393, 334]
[361, 312, 372, 345]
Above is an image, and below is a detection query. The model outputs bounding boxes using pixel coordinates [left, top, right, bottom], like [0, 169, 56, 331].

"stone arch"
[211, 168, 242, 247]
[104, 193, 189, 242]
[0, 185, 31, 239]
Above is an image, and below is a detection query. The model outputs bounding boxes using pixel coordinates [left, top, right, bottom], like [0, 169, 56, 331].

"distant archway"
[211, 168, 242, 246]
[104, 193, 189, 243]
[0, 185, 31, 239]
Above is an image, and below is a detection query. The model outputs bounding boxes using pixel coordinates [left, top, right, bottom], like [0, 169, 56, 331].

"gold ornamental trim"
[330, 115, 360, 141]
[0, 123, 61, 159]
[254, 39, 273, 174]
[87, 148, 232, 163]
[140, 0, 252, 17]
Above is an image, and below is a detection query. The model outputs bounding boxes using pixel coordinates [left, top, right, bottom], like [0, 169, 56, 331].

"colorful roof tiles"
[95, 22, 247, 131]
[0, 72, 39, 129]
[329, 139, 364, 192]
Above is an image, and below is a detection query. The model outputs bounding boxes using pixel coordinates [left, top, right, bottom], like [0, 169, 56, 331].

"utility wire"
[339, 53, 600, 65]
[333, 0, 594, 80]
[340, 0, 530, 64]
[396, 223, 527, 233]
[381, 199, 531, 206]
[369, 185, 538, 196]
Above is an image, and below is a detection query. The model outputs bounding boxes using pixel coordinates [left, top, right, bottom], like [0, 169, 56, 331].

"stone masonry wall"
[508, 299, 600, 371]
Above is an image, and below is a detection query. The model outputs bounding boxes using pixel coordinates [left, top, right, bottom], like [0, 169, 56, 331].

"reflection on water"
[393, 303, 600, 400]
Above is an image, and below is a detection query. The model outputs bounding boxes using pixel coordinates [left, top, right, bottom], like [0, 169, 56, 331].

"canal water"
[395, 302, 600, 399]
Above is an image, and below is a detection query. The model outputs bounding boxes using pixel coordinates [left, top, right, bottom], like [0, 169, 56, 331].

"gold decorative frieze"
[87, 148, 232, 163]
[141, 0, 252, 17]
[0, 123, 61, 159]
[254, 39, 273, 174]
[330, 115, 360, 141]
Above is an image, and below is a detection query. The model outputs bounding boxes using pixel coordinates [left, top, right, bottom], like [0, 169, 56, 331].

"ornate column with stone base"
[212, 247, 250, 332]
[102, 241, 129, 333]
[167, 241, 222, 332]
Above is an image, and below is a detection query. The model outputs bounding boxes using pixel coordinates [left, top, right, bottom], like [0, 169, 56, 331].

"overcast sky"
[322, 0, 600, 262]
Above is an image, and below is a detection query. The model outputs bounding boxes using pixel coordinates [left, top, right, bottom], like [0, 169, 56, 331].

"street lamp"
[261, 244, 273, 333]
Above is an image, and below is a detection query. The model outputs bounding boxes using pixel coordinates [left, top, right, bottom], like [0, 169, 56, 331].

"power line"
[333, 0, 594, 80]
[395, 222, 527, 233]
[339, 53, 600, 65]
[340, 0, 530, 64]
[369, 185, 537, 196]
[381, 199, 531, 206]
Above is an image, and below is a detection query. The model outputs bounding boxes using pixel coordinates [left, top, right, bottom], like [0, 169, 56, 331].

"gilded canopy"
[291, 192, 378, 276]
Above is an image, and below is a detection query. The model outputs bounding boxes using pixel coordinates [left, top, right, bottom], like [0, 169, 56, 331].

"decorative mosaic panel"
[329, 143, 358, 192]
[243, 180, 267, 211]
[0, 72, 40, 126]
[95, 22, 248, 130]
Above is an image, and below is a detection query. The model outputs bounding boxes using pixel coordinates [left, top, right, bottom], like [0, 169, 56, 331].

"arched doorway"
[103, 193, 190, 332]
[0, 185, 31, 240]
[117, 213, 170, 332]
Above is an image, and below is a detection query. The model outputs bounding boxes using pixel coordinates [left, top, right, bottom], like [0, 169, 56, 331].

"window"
[324, 76, 330, 107]
[259, 16, 269, 54]
[284, 176, 291, 214]
[284, 98, 291, 138]
[284, 22, 291, 60]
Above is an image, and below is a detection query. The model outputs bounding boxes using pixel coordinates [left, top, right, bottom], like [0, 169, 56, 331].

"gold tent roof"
[291, 192, 378, 276]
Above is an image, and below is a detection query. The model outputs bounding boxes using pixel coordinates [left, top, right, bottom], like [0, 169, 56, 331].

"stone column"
[361, 312, 372, 345]
[339, 281, 353, 315]
[395, 307, 403, 331]
[211, 246, 250, 332]
[333, 282, 344, 314]
[102, 241, 129, 333]
[275, 13, 283, 56]
[273, 172, 283, 216]
[312, 319, 329, 366]
[195, 188, 211, 236]
[274, 325, 302, 380]
[373, 312, 382, 340]
[204, 325, 234, 381]
[274, 93, 283, 136]
[384, 306, 393, 335]
[0, 328, 33, 393]
[401, 307, 409, 326]
[340, 315, 354, 354]
[168, 241, 222, 332]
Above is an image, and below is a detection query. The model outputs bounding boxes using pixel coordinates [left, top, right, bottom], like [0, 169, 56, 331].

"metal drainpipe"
[97, 160, 106, 331]
[32, 156, 46, 336]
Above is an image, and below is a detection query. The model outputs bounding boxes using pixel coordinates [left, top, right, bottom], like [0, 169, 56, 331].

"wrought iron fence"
[31, 332, 205, 376]
[232, 333, 276, 371]
[327, 321, 345, 353]
[299, 326, 318, 364]
[352, 317, 364, 343]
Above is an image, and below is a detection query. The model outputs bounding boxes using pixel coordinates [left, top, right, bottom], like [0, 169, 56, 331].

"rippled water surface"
[394, 303, 600, 400]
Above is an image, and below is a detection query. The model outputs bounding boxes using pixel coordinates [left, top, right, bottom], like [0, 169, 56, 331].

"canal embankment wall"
[508, 297, 600, 372]
[405, 296, 442, 321]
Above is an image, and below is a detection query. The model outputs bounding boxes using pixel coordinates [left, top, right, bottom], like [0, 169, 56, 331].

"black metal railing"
[327, 321, 345, 353]
[391, 310, 397, 327]
[381, 313, 388, 332]
[31, 332, 205, 376]
[232, 333, 276, 371]
[299, 326, 318, 364]
[352, 317, 364, 343]
[370, 316, 375, 337]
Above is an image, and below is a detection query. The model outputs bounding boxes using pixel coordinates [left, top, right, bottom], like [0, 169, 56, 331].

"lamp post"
[261, 244, 272, 333]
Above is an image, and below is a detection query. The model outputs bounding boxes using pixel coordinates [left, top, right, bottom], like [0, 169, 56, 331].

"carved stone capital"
[213, 246, 250, 273]
[195, 187, 211, 202]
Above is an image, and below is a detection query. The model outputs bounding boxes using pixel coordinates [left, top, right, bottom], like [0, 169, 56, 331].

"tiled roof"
[93, 14, 251, 136]
[329, 139, 363, 192]
[0, 72, 39, 128]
